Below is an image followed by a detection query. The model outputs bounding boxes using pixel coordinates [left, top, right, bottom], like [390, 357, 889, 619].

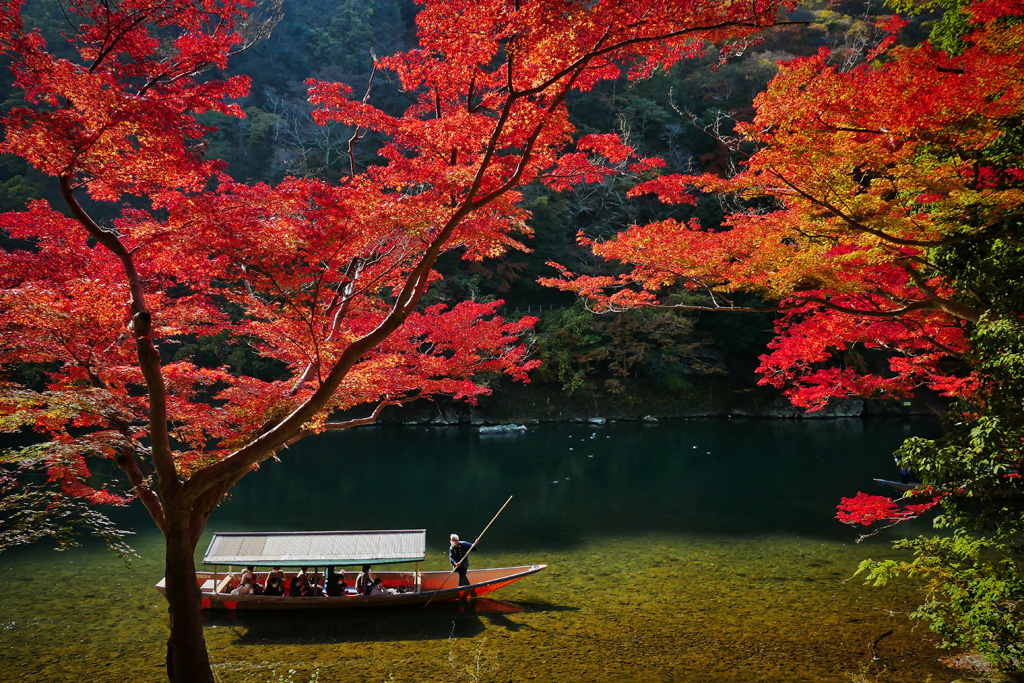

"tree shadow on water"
[205, 598, 576, 645]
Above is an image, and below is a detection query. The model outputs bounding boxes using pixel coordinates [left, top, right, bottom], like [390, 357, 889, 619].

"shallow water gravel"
[0, 419, 959, 682]
[0, 533, 952, 682]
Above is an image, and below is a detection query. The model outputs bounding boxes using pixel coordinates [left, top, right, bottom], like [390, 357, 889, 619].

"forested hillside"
[0, 0, 941, 420]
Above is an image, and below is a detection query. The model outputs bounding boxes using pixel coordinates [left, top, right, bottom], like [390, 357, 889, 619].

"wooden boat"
[873, 478, 922, 492]
[478, 424, 527, 434]
[155, 529, 546, 611]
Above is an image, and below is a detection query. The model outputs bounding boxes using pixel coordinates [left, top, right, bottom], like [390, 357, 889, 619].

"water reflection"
[210, 418, 939, 548]
[202, 598, 563, 645]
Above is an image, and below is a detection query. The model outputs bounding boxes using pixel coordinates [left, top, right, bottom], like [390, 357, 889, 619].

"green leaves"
[911, 535, 1023, 666]
[857, 534, 1024, 667]
[854, 558, 902, 587]
[0, 465, 136, 562]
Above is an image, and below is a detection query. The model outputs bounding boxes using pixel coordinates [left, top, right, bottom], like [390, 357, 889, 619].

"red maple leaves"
[0, 3, 843, 679]
[545, 2, 1024, 411]
[0, 0, 796, 523]
[836, 491, 943, 526]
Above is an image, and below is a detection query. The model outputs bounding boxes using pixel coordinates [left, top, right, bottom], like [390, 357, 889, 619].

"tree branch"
[58, 176, 180, 498]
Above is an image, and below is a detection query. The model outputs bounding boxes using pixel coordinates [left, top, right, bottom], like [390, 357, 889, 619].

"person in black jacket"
[289, 566, 314, 596]
[325, 566, 347, 596]
[449, 533, 474, 587]
[264, 566, 285, 596]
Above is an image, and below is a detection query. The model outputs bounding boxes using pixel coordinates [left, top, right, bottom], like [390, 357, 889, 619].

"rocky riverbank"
[369, 376, 947, 426]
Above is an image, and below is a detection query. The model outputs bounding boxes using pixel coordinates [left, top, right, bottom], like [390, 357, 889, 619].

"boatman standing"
[449, 533, 474, 587]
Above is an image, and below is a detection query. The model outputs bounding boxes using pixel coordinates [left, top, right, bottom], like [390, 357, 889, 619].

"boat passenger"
[240, 565, 253, 581]
[895, 454, 914, 484]
[325, 566, 347, 596]
[241, 565, 265, 595]
[368, 578, 386, 596]
[228, 565, 253, 592]
[264, 567, 285, 596]
[289, 566, 314, 597]
[231, 577, 253, 596]
[355, 565, 373, 596]
[308, 571, 323, 597]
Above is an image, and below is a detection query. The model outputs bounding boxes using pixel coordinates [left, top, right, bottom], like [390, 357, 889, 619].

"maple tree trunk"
[163, 511, 214, 683]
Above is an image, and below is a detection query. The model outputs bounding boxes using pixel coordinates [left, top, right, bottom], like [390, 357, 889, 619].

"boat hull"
[155, 565, 546, 610]
[873, 478, 921, 492]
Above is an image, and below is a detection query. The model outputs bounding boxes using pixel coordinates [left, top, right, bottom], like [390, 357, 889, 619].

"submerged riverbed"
[0, 419, 961, 682]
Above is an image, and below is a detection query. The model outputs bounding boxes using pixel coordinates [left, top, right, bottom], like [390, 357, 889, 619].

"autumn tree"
[545, 0, 1024, 665]
[0, 1, 794, 681]
[532, 304, 716, 396]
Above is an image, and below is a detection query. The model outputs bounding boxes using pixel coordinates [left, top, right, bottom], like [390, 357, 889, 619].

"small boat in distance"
[155, 529, 546, 611]
[873, 478, 923, 493]
[478, 424, 527, 434]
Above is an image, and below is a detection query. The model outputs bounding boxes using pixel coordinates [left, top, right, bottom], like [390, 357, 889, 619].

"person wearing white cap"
[449, 533, 474, 587]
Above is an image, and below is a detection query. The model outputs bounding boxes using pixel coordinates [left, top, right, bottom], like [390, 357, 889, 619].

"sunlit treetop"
[543, 1, 1024, 410]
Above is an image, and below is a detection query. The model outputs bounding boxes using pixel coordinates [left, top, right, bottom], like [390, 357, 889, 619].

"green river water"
[0, 418, 963, 682]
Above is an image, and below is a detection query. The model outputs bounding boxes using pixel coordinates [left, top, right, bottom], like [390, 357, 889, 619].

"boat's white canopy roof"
[202, 530, 426, 567]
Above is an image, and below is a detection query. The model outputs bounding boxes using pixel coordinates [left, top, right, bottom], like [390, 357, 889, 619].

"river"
[0, 418, 960, 682]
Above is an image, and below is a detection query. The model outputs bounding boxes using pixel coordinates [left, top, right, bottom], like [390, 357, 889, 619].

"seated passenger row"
[228, 565, 389, 596]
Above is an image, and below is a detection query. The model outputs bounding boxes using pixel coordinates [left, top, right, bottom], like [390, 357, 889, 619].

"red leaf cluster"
[836, 491, 942, 526]
[546, 3, 1024, 410]
[0, 0, 794, 515]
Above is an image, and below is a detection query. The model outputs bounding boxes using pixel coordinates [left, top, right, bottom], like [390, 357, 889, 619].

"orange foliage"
[0, 0, 792, 519]
[545, 3, 1024, 409]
